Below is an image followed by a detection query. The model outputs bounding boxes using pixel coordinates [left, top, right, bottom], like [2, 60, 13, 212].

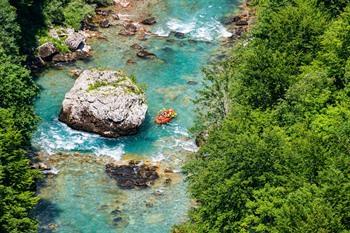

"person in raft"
[155, 109, 177, 124]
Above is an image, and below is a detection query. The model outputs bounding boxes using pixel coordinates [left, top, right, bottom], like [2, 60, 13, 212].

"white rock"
[59, 70, 148, 137]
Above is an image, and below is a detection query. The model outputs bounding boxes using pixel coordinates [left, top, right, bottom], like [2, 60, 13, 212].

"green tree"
[63, 0, 94, 30]
[177, 1, 350, 232]
[0, 1, 40, 232]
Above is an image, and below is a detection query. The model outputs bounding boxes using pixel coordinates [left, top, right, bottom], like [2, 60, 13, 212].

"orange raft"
[155, 109, 177, 124]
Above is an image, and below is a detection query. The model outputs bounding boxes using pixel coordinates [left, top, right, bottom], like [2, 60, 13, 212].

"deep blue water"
[33, 1, 239, 232]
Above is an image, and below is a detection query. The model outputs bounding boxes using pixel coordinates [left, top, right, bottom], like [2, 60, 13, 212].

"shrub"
[63, 0, 94, 30]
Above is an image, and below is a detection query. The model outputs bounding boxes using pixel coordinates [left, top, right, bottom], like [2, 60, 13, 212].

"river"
[32, 1, 240, 232]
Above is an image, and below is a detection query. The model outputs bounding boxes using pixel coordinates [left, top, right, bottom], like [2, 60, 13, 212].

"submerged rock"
[59, 70, 147, 137]
[187, 80, 198, 85]
[112, 214, 129, 228]
[113, 217, 123, 223]
[111, 209, 122, 215]
[105, 161, 159, 189]
[130, 43, 144, 50]
[119, 23, 138, 36]
[126, 59, 136, 65]
[164, 178, 172, 185]
[146, 213, 164, 224]
[174, 31, 186, 39]
[153, 189, 164, 196]
[137, 50, 156, 59]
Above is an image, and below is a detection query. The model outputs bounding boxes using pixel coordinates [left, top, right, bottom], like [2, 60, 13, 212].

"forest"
[175, 0, 350, 232]
[1, 0, 350, 232]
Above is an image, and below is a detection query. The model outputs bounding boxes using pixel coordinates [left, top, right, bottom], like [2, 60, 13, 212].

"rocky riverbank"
[36, 29, 92, 66]
[32, 0, 159, 68]
[222, 0, 255, 40]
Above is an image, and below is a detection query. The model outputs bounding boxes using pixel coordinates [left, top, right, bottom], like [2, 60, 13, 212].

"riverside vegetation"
[0, 0, 112, 232]
[174, 0, 350, 232]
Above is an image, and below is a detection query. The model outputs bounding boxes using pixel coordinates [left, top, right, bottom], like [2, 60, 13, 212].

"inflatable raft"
[155, 109, 177, 124]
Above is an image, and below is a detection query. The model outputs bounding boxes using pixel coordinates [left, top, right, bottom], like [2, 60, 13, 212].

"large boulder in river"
[59, 70, 148, 137]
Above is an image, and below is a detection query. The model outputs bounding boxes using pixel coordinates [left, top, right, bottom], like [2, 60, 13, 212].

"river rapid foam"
[154, 17, 232, 41]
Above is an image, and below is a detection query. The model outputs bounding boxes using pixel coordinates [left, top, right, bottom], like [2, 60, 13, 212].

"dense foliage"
[0, 0, 41, 232]
[42, 0, 111, 28]
[176, 0, 350, 232]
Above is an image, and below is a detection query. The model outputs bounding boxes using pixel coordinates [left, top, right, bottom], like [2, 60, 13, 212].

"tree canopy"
[175, 0, 350, 232]
[0, 0, 40, 232]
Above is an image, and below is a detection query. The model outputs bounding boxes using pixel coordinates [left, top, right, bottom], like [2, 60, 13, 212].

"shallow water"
[33, 1, 239, 232]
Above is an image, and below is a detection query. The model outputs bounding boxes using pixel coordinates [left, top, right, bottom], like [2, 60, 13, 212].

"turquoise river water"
[32, 1, 240, 232]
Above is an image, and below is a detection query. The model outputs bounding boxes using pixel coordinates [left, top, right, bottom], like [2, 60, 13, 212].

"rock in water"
[59, 70, 147, 137]
[137, 50, 156, 59]
[105, 161, 159, 189]
[119, 23, 138, 36]
[99, 19, 110, 28]
[174, 31, 185, 39]
[52, 51, 91, 63]
[141, 17, 156, 25]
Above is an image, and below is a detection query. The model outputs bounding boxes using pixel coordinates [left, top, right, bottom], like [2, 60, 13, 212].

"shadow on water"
[35, 199, 63, 233]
